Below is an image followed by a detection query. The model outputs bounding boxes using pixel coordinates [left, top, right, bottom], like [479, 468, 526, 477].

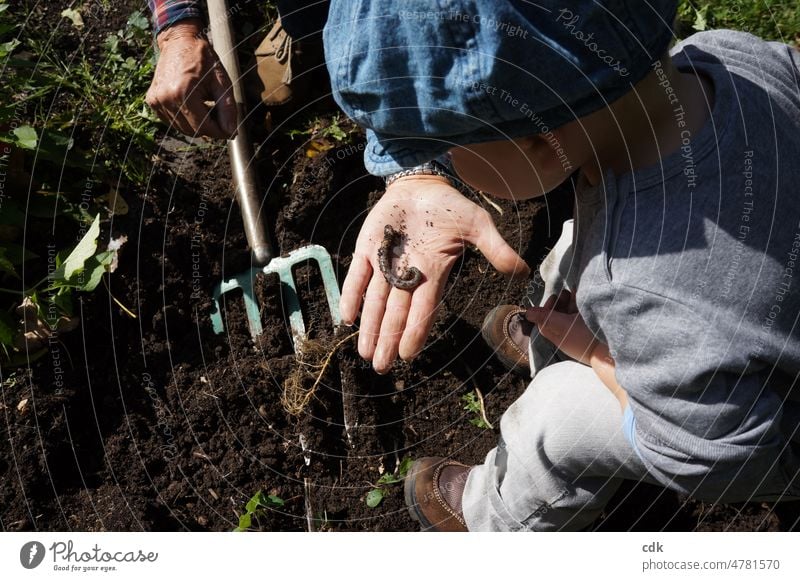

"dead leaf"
[100, 188, 129, 216]
[14, 297, 79, 350]
[61, 8, 84, 29]
[305, 138, 332, 158]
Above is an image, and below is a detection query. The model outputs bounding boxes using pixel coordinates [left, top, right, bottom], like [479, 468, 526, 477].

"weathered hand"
[525, 291, 600, 365]
[341, 175, 530, 373]
[145, 19, 237, 139]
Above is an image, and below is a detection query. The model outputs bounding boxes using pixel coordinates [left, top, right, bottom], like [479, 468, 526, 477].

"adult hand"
[525, 291, 599, 365]
[145, 18, 237, 139]
[340, 175, 530, 374]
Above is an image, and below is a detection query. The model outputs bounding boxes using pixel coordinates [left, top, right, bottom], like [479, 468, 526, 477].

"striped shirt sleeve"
[147, 0, 202, 34]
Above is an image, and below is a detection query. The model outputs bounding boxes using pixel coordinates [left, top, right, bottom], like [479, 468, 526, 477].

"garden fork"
[206, 0, 342, 346]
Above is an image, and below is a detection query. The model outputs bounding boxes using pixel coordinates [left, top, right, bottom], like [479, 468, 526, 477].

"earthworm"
[378, 225, 423, 290]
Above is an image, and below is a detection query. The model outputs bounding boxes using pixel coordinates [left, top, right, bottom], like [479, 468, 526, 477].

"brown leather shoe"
[481, 305, 533, 374]
[404, 457, 471, 532]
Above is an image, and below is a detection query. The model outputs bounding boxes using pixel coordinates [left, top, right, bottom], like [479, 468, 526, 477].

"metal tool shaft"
[208, 0, 272, 266]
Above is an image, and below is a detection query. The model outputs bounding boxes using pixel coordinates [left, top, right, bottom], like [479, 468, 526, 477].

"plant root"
[281, 330, 359, 416]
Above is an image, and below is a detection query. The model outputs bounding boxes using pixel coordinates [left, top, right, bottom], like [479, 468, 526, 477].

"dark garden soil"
[2, 1, 799, 533]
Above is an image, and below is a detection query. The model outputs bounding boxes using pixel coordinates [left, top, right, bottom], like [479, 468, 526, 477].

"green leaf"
[0, 39, 19, 58]
[52, 214, 100, 282]
[237, 513, 252, 531]
[76, 250, 113, 292]
[365, 488, 385, 508]
[377, 472, 401, 485]
[35, 130, 77, 166]
[12, 125, 37, 149]
[52, 287, 73, 317]
[126, 11, 149, 32]
[245, 493, 262, 514]
[0, 309, 16, 346]
[267, 494, 285, 507]
[398, 456, 414, 477]
[326, 123, 348, 142]
[693, 6, 708, 31]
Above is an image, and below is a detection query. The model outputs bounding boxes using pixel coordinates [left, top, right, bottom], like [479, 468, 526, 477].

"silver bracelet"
[383, 161, 471, 194]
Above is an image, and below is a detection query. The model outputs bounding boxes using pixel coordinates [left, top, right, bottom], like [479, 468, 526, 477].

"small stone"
[258, 405, 268, 418]
[394, 380, 405, 391]
[197, 515, 208, 527]
[17, 398, 29, 414]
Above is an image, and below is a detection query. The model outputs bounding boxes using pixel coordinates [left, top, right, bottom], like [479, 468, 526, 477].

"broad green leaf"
[76, 250, 113, 292]
[237, 513, 251, 531]
[398, 456, 414, 476]
[53, 214, 100, 281]
[0, 5, 10, 14]
[365, 488, 385, 508]
[127, 11, 149, 32]
[12, 125, 37, 149]
[245, 492, 263, 514]
[0, 39, 19, 58]
[267, 494, 285, 507]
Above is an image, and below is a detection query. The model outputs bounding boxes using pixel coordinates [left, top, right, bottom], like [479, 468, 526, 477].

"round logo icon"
[20, 541, 46, 569]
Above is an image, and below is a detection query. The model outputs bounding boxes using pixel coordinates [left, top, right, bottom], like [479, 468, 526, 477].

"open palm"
[340, 175, 529, 373]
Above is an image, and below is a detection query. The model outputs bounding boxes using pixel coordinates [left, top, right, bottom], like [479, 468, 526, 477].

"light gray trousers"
[462, 220, 658, 531]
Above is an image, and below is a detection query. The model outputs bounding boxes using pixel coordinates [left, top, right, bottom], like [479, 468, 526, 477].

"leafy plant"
[0, 3, 149, 362]
[1, 5, 160, 184]
[365, 456, 413, 508]
[0, 213, 122, 359]
[462, 390, 493, 430]
[234, 490, 285, 532]
[676, 0, 800, 44]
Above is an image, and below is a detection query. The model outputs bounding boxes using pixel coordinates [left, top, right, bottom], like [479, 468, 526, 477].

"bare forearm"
[589, 342, 628, 409]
